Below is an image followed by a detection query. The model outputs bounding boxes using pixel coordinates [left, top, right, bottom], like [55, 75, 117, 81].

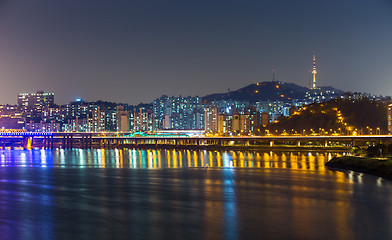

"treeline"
[267, 98, 388, 134]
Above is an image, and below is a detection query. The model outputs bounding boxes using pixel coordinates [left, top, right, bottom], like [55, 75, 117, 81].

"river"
[0, 148, 391, 240]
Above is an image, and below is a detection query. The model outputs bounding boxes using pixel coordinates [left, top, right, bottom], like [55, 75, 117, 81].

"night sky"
[0, 0, 391, 105]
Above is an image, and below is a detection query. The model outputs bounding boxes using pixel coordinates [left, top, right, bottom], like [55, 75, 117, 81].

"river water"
[0, 148, 391, 240]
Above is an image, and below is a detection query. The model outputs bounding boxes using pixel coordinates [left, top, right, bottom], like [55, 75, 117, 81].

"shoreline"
[325, 156, 392, 180]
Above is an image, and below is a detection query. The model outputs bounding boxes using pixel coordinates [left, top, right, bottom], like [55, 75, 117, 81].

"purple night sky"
[0, 0, 391, 105]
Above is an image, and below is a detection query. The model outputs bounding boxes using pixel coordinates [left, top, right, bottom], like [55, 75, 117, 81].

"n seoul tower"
[312, 52, 317, 89]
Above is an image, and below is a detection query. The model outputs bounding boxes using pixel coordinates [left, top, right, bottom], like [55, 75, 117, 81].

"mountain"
[202, 81, 344, 103]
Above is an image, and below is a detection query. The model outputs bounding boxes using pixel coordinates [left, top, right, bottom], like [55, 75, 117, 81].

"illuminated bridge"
[0, 132, 392, 150]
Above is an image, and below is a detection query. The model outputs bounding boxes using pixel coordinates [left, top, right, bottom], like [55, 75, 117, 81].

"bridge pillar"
[324, 140, 328, 147]
[70, 135, 73, 149]
[22, 137, 32, 149]
[270, 140, 274, 147]
[297, 140, 301, 147]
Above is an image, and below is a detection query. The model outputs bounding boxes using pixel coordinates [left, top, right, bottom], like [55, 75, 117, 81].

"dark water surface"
[0, 149, 391, 240]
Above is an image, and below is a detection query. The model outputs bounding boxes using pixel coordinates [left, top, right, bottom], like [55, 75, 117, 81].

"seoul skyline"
[0, 0, 391, 105]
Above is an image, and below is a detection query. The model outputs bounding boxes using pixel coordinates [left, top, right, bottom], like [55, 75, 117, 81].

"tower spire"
[311, 52, 317, 89]
[272, 68, 275, 82]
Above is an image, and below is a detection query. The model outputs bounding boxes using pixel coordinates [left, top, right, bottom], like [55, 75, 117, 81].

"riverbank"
[325, 156, 392, 180]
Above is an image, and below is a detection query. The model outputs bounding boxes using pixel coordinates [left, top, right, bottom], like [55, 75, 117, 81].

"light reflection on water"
[0, 148, 373, 188]
[0, 148, 342, 170]
[0, 148, 391, 240]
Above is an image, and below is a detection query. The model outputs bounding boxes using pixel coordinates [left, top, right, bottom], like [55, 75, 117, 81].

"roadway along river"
[0, 149, 391, 240]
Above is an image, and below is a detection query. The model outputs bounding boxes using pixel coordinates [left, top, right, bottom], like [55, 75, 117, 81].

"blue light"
[0, 132, 53, 136]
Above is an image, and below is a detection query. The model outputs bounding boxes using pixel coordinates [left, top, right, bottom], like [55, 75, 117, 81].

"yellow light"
[276, 85, 279, 89]
[255, 90, 259, 93]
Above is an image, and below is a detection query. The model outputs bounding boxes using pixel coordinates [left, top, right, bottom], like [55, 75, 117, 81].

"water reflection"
[0, 148, 344, 171]
[0, 148, 354, 187]
[0, 149, 391, 240]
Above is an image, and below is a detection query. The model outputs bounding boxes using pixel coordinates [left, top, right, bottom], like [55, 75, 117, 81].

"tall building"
[388, 104, 392, 134]
[205, 106, 219, 133]
[18, 91, 55, 120]
[0, 105, 25, 129]
[153, 95, 204, 130]
[116, 106, 130, 132]
[130, 108, 154, 132]
[311, 52, 317, 89]
[261, 112, 269, 127]
[217, 107, 261, 135]
[218, 114, 233, 134]
[61, 100, 105, 132]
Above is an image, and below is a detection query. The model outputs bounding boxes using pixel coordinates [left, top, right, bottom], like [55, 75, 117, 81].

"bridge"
[0, 132, 391, 150]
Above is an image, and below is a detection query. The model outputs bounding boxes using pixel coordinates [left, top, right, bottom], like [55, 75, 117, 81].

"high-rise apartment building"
[153, 95, 204, 130]
[117, 106, 130, 132]
[18, 91, 55, 120]
[205, 106, 219, 133]
[130, 108, 154, 132]
[0, 105, 25, 129]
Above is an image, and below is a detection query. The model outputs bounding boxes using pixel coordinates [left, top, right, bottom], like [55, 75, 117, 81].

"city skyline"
[0, 1, 391, 105]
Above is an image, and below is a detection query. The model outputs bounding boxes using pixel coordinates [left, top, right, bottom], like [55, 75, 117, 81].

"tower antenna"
[312, 52, 317, 89]
[272, 68, 275, 82]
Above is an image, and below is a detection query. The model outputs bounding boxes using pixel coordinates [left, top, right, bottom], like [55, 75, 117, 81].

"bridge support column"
[297, 141, 301, 147]
[66, 135, 69, 149]
[270, 140, 274, 147]
[324, 140, 328, 147]
[22, 137, 32, 149]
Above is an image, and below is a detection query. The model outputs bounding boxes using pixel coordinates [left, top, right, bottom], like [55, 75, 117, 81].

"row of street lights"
[265, 126, 382, 136]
